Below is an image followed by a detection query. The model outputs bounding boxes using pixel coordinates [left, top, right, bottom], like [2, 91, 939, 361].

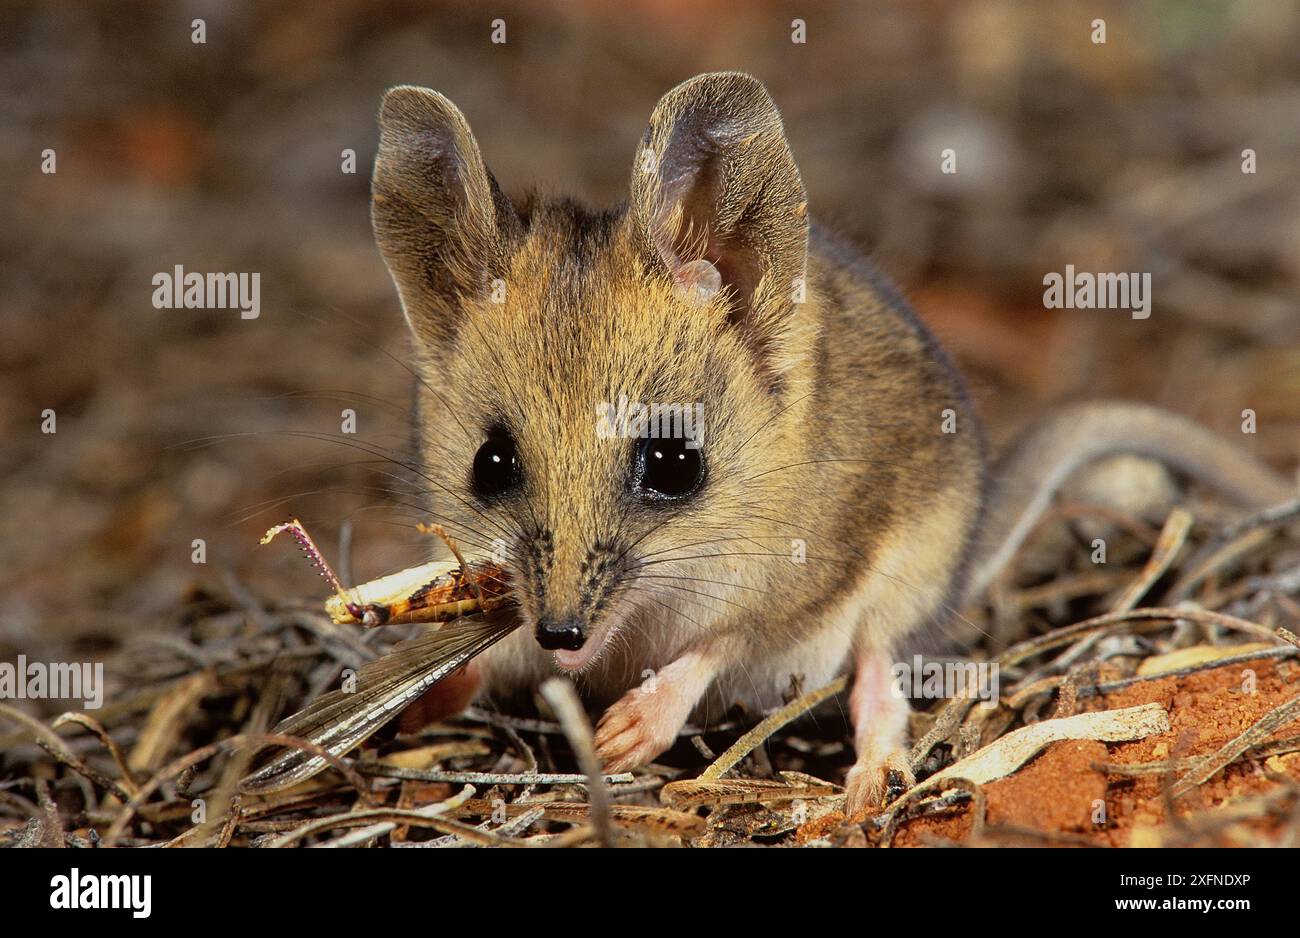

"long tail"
[965, 401, 1296, 603]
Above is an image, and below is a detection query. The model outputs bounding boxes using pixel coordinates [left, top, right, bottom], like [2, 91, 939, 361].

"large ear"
[371, 86, 521, 347]
[630, 73, 809, 369]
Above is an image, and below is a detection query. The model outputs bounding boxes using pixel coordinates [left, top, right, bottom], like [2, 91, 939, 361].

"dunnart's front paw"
[593, 683, 687, 772]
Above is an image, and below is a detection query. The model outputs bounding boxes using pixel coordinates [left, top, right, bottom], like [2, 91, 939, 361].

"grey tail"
[966, 400, 1295, 603]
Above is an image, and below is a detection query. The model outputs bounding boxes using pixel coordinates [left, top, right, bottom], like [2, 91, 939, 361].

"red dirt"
[791, 655, 1300, 847]
[888, 656, 1300, 847]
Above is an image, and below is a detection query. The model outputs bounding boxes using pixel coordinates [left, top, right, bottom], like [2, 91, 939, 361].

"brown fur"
[371, 74, 984, 803]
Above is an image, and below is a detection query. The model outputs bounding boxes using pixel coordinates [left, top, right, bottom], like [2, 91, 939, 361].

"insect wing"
[240, 615, 518, 794]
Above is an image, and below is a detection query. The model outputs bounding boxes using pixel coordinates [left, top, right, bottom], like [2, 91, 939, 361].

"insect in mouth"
[240, 519, 518, 794]
[260, 518, 512, 626]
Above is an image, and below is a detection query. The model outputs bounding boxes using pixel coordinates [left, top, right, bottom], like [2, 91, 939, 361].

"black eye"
[473, 430, 520, 497]
[638, 436, 704, 499]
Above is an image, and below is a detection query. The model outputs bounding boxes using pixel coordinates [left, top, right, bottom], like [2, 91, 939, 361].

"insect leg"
[418, 522, 486, 606]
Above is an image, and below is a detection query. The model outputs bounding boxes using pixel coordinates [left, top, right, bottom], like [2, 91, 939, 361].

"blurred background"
[1, 0, 1297, 669]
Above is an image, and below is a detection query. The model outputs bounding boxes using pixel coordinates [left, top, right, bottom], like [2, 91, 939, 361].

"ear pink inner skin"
[672, 258, 722, 304]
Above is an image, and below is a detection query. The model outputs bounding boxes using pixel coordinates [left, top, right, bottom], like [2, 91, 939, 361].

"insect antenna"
[262, 518, 372, 623]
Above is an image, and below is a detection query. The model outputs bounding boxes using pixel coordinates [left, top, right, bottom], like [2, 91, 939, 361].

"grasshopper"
[240, 519, 517, 794]
[260, 518, 512, 626]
